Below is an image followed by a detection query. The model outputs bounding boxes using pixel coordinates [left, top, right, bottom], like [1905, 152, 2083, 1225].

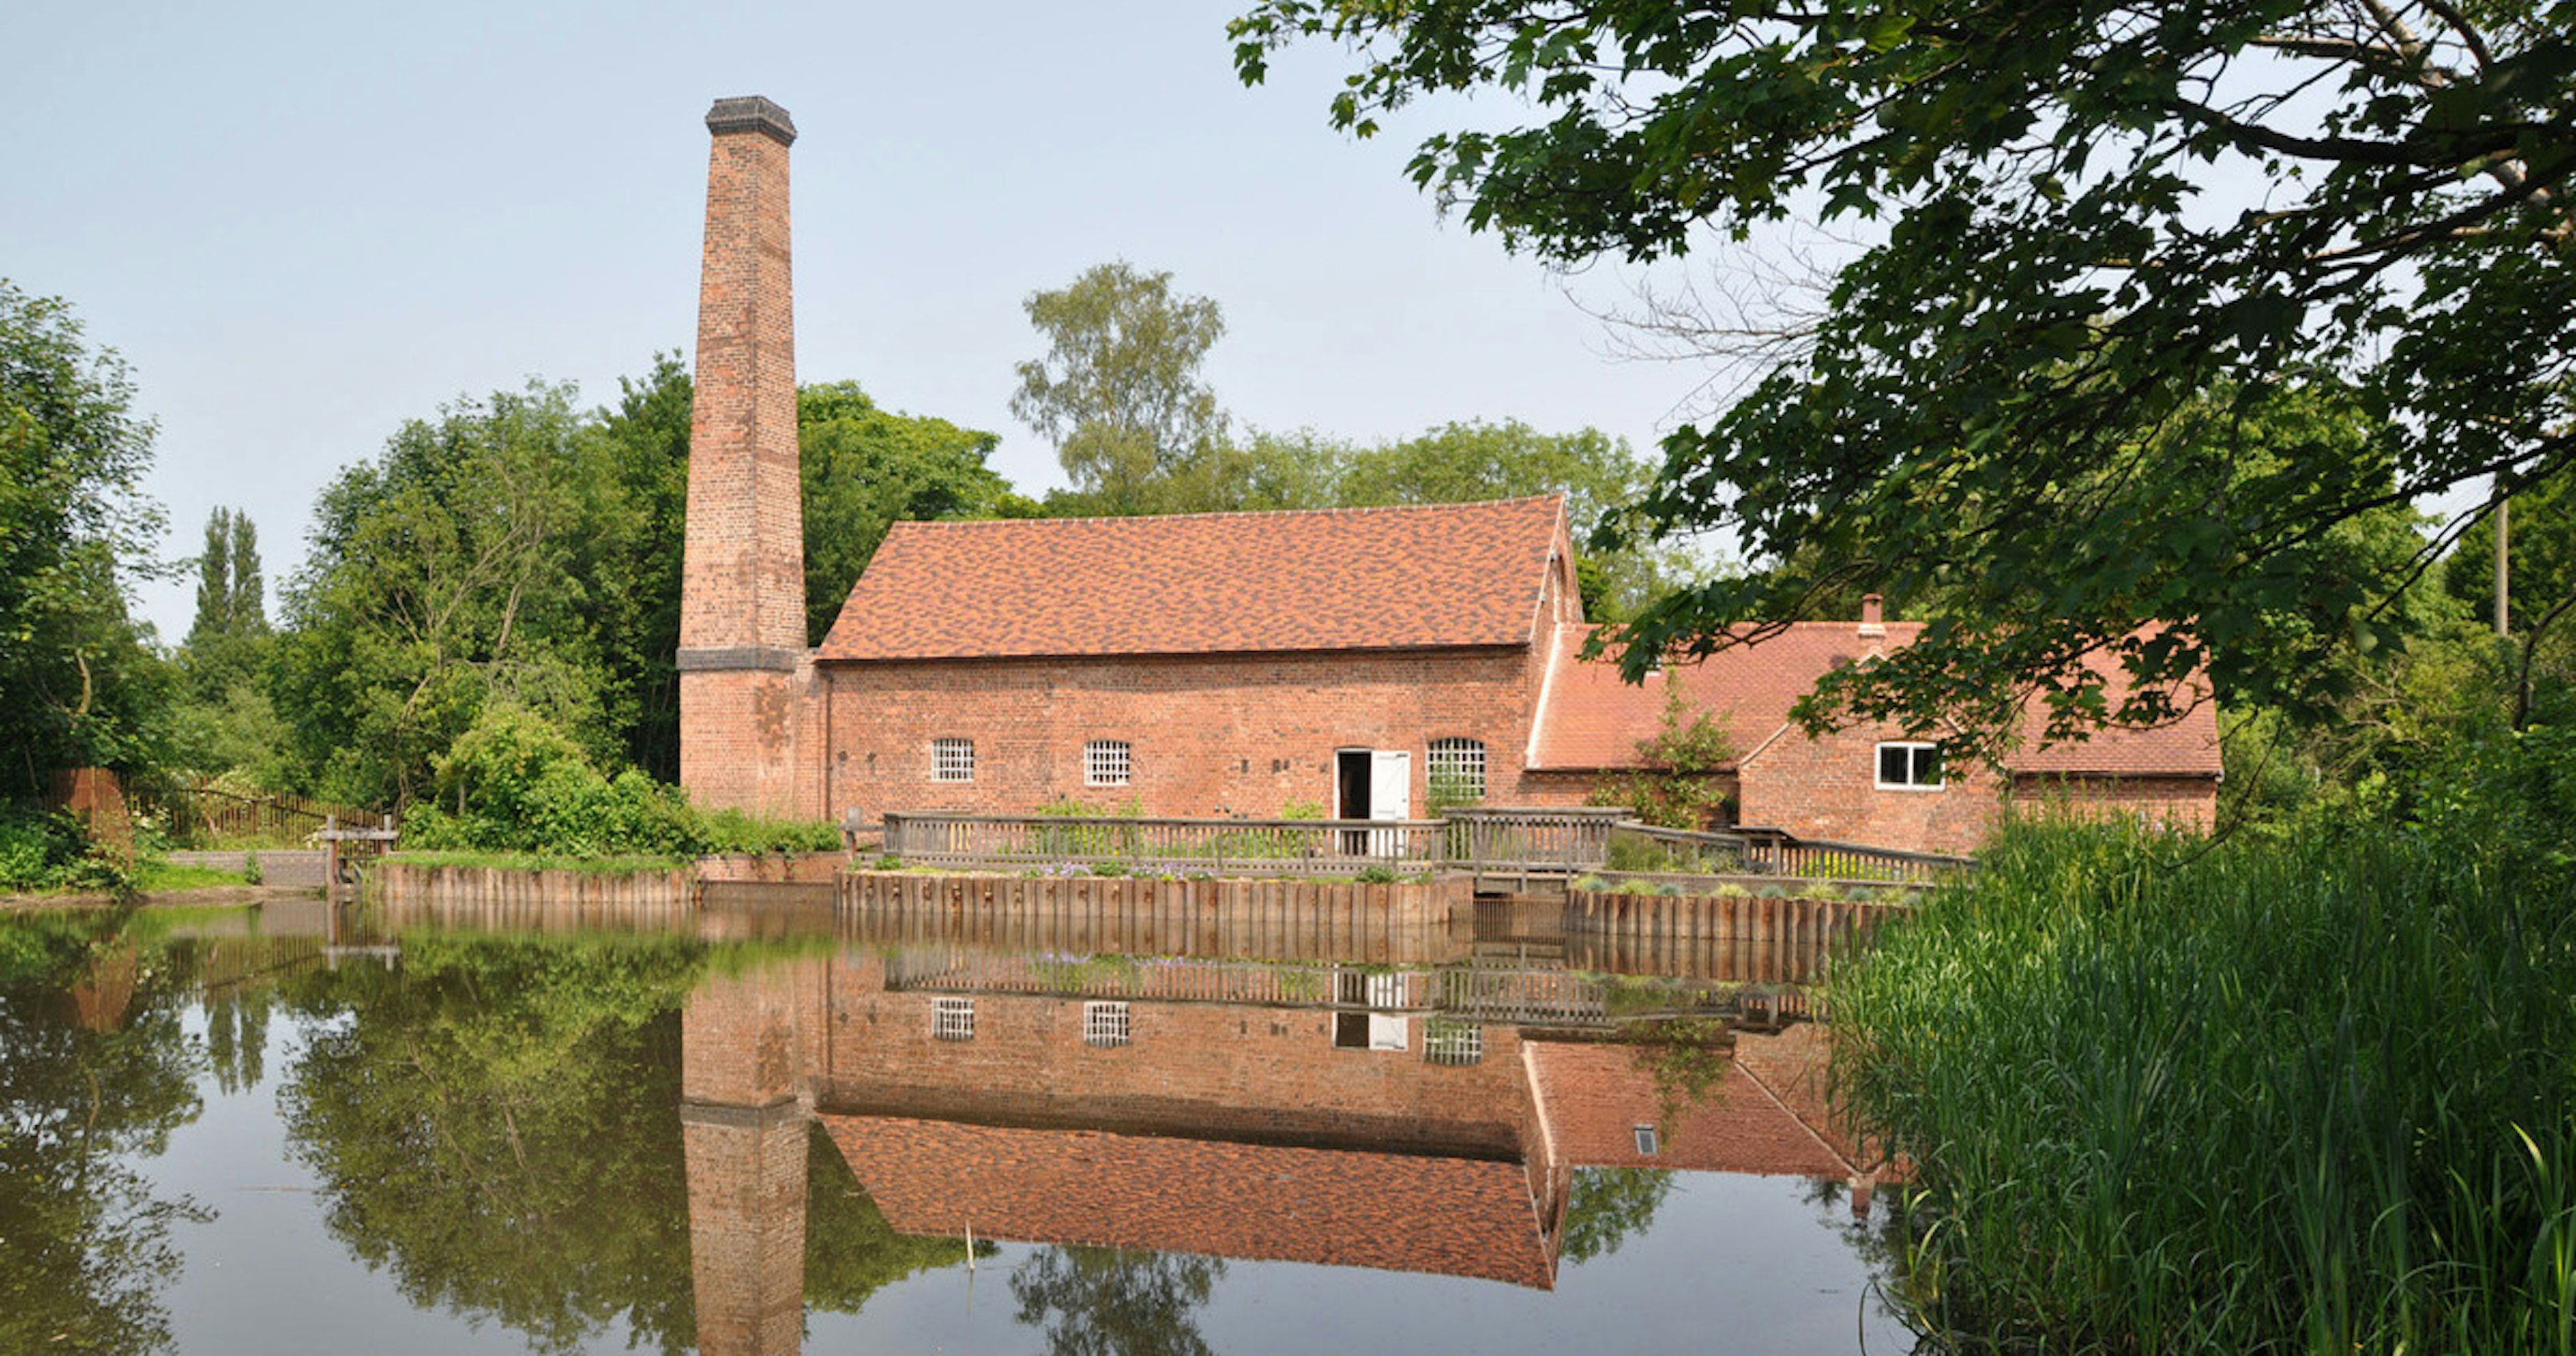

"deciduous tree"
[1012, 263, 1228, 516]
[1234, 0, 2576, 756]
[0, 282, 175, 794]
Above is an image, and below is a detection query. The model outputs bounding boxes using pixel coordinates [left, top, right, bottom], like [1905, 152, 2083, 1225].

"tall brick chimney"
[680, 96, 808, 813]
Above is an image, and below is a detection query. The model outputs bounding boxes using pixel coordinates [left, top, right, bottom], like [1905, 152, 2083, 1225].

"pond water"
[0, 889, 1915, 1354]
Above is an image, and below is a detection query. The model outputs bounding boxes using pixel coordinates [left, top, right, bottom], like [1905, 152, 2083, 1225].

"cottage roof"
[1532, 624, 2221, 777]
[815, 495, 1569, 662]
[820, 1114, 1557, 1289]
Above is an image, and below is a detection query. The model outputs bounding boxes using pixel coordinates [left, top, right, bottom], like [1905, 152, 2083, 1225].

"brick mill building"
[674, 97, 2220, 854]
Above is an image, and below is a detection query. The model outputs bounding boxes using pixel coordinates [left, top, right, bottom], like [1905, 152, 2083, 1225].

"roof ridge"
[886, 493, 1568, 531]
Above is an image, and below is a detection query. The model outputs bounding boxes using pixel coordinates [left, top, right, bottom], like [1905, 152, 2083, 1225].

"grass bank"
[1832, 822, 2576, 1354]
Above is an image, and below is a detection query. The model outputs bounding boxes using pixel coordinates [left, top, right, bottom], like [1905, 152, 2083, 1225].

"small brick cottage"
[672, 97, 2218, 854]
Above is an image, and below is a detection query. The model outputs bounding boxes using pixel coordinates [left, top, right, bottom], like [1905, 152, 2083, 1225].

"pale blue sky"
[3, 0, 1711, 638]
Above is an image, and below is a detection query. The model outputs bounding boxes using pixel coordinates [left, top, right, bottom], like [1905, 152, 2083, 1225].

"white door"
[1369, 749, 1411, 858]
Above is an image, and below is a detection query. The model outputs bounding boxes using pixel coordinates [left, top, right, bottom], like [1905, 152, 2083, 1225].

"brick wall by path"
[818, 646, 1550, 824]
[696, 851, 847, 885]
[166, 849, 328, 888]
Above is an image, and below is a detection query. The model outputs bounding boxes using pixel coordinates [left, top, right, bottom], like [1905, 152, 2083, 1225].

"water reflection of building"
[680, 948, 1868, 1356]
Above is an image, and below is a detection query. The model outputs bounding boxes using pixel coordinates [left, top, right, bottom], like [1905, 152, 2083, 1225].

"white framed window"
[1876, 742, 1945, 790]
[1424, 1019, 1484, 1066]
[1082, 1001, 1131, 1048]
[1426, 738, 1487, 804]
[1085, 739, 1131, 787]
[1633, 1124, 1660, 1156]
[931, 738, 975, 783]
[932, 997, 975, 1041]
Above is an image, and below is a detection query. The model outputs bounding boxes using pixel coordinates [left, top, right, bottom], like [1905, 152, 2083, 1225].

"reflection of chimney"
[684, 962, 821, 1356]
[680, 95, 808, 815]
[1857, 593, 1886, 640]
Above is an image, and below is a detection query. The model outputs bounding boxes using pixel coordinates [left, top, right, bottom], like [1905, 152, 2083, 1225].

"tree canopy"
[0, 281, 174, 793]
[1233, 0, 2576, 756]
[1012, 262, 1230, 516]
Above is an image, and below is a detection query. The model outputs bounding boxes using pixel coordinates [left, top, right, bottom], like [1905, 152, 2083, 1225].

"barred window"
[932, 997, 975, 1041]
[1083, 1001, 1131, 1048]
[931, 738, 975, 783]
[1424, 1019, 1485, 1066]
[1427, 738, 1487, 804]
[1085, 739, 1131, 787]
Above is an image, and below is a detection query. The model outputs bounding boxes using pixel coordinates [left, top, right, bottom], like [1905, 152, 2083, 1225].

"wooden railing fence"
[881, 807, 1972, 885]
[1607, 822, 1970, 884]
[142, 779, 378, 848]
[879, 812, 1446, 876]
[1442, 807, 1629, 871]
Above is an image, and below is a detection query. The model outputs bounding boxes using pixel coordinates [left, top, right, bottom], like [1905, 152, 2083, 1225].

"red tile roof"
[820, 1114, 1557, 1288]
[1533, 623, 1912, 771]
[816, 496, 1569, 662]
[1533, 624, 2220, 777]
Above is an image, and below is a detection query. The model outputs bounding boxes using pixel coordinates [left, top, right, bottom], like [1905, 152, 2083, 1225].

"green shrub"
[1279, 798, 1326, 820]
[405, 705, 835, 861]
[1354, 864, 1399, 885]
[0, 805, 131, 894]
[241, 850, 262, 885]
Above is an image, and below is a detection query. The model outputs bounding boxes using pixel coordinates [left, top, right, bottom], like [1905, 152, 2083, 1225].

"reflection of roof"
[1532, 624, 2220, 777]
[816, 496, 1567, 661]
[1525, 1041, 1854, 1178]
[819, 1114, 1557, 1289]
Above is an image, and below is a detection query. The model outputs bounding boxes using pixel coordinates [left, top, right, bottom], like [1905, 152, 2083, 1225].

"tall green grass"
[1833, 822, 2576, 1353]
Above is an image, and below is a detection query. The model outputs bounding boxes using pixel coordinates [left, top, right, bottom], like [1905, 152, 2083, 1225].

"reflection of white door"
[1369, 750, 1411, 857]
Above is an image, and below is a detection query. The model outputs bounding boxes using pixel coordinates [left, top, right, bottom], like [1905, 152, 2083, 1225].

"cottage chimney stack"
[1858, 593, 1886, 638]
[679, 95, 810, 814]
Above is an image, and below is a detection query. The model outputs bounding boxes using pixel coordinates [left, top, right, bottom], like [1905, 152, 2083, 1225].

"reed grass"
[1831, 820, 2576, 1354]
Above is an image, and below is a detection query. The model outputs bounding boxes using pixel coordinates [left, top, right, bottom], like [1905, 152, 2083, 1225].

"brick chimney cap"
[706, 96, 797, 146]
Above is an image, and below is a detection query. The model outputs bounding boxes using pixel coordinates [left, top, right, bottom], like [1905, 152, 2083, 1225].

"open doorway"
[1336, 748, 1371, 854]
[1333, 748, 1412, 857]
[1335, 749, 1372, 820]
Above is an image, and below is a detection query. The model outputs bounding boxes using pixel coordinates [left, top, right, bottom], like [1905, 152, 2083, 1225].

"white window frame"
[1084, 739, 1132, 787]
[1424, 1019, 1484, 1066]
[932, 997, 975, 1041]
[1082, 1001, 1131, 1048]
[1426, 737, 1488, 804]
[1875, 741, 1945, 791]
[930, 737, 975, 783]
[1633, 1124, 1660, 1156]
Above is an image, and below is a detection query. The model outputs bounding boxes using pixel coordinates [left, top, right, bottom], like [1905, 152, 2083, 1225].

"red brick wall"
[681, 106, 809, 815]
[1736, 720, 2002, 854]
[2008, 773, 2218, 832]
[816, 956, 1531, 1158]
[818, 646, 1549, 822]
